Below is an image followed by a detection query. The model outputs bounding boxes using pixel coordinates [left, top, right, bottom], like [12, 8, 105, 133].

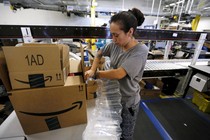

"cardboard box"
[204, 42, 210, 49]
[0, 52, 87, 134]
[192, 90, 210, 113]
[2, 44, 69, 89]
[80, 45, 98, 100]
[69, 44, 98, 100]
[86, 80, 98, 100]
[0, 104, 4, 111]
[140, 79, 163, 99]
[69, 59, 82, 73]
[9, 76, 87, 135]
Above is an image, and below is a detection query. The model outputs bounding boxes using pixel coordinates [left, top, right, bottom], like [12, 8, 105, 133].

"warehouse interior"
[0, 0, 210, 140]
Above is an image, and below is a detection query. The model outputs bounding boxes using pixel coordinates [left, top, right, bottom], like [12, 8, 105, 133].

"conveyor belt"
[141, 98, 210, 140]
[143, 59, 210, 78]
[134, 105, 163, 140]
[145, 61, 187, 71]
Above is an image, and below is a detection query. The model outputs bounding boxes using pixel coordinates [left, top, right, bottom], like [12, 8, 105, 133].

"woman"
[85, 8, 149, 140]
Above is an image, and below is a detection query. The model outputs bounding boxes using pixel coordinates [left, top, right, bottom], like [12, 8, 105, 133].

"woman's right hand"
[85, 69, 95, 78]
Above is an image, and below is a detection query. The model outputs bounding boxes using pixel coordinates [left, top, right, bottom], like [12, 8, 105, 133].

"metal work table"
[182, 64, 210, 98]
[189, 65, 210, 76]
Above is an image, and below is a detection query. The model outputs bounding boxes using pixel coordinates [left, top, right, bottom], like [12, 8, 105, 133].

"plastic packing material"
[84, 122, 122, 137]
[83, 129, 120, 140]
[83, 79, 122, 140]
[97, 96, 121, 102]
[95, 98, 121, 106]
[95, 102, 122, 113]
[92, 109, 122, 122]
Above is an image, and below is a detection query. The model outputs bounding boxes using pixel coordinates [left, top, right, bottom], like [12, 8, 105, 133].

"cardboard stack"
[0, 43, 87, 135]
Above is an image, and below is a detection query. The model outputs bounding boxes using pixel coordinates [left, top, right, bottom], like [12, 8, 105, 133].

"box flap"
[80, 43, 85, 77]
[59, 44, 70, 69]
[65, 76, 83, 86]
[70, 59, 82, 73]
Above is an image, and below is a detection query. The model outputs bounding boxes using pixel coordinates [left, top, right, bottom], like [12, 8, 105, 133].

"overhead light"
[169, 3, 175, 6]
[176, 0, 184, 4]
[168, 0, 184, 7]
[204, 7, 210, 10]
[67, 5, 74, 11]
[92, 2, 98, 7]
[86, 6, 90, 10]
[111, 12, 115, 16]
[3, 0, 10, 6]
[62, 1, 77, 5]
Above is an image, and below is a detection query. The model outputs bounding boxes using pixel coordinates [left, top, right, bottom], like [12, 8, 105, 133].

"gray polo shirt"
[101, 42, 149, 107]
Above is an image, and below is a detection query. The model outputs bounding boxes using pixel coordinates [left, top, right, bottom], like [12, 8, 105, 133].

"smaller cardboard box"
[69, 44, 98, 100]
[9, 76, 87, 135]
[2, 44, 69, 89]
[79, 44, 98, 99]
[140, 79, 163, 99]
[86, 80, 98, 100]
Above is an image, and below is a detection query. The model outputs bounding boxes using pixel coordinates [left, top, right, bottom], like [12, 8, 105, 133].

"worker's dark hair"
[110, 8, 145, 33]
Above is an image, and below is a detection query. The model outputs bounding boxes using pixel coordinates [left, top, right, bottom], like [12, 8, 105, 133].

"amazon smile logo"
[15, 74, 53, 88]
[15, 76, 52, 84]
[19, 101, 83, 116]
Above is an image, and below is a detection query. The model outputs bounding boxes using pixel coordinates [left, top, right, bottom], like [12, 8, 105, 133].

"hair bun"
[129, 8, 145, 26]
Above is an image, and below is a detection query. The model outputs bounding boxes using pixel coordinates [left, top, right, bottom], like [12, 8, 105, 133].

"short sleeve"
[121, 54, 146, 79]
[101, 42, 113, 57]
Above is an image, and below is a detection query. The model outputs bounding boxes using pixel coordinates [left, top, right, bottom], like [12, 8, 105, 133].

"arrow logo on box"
[15, 76, 52, 85]
[19, 101, 83, 116]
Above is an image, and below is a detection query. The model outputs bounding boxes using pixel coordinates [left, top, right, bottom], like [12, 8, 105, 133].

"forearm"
[97, 69, 125, 80]
[90, 57, 100, 72]
[90, 50, 102, 72]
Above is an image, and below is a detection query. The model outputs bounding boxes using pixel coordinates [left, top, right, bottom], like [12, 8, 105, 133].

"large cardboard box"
[9, 76, 87, 135]
[0, 51, 87, 135]
[3, 44, 69, 89]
